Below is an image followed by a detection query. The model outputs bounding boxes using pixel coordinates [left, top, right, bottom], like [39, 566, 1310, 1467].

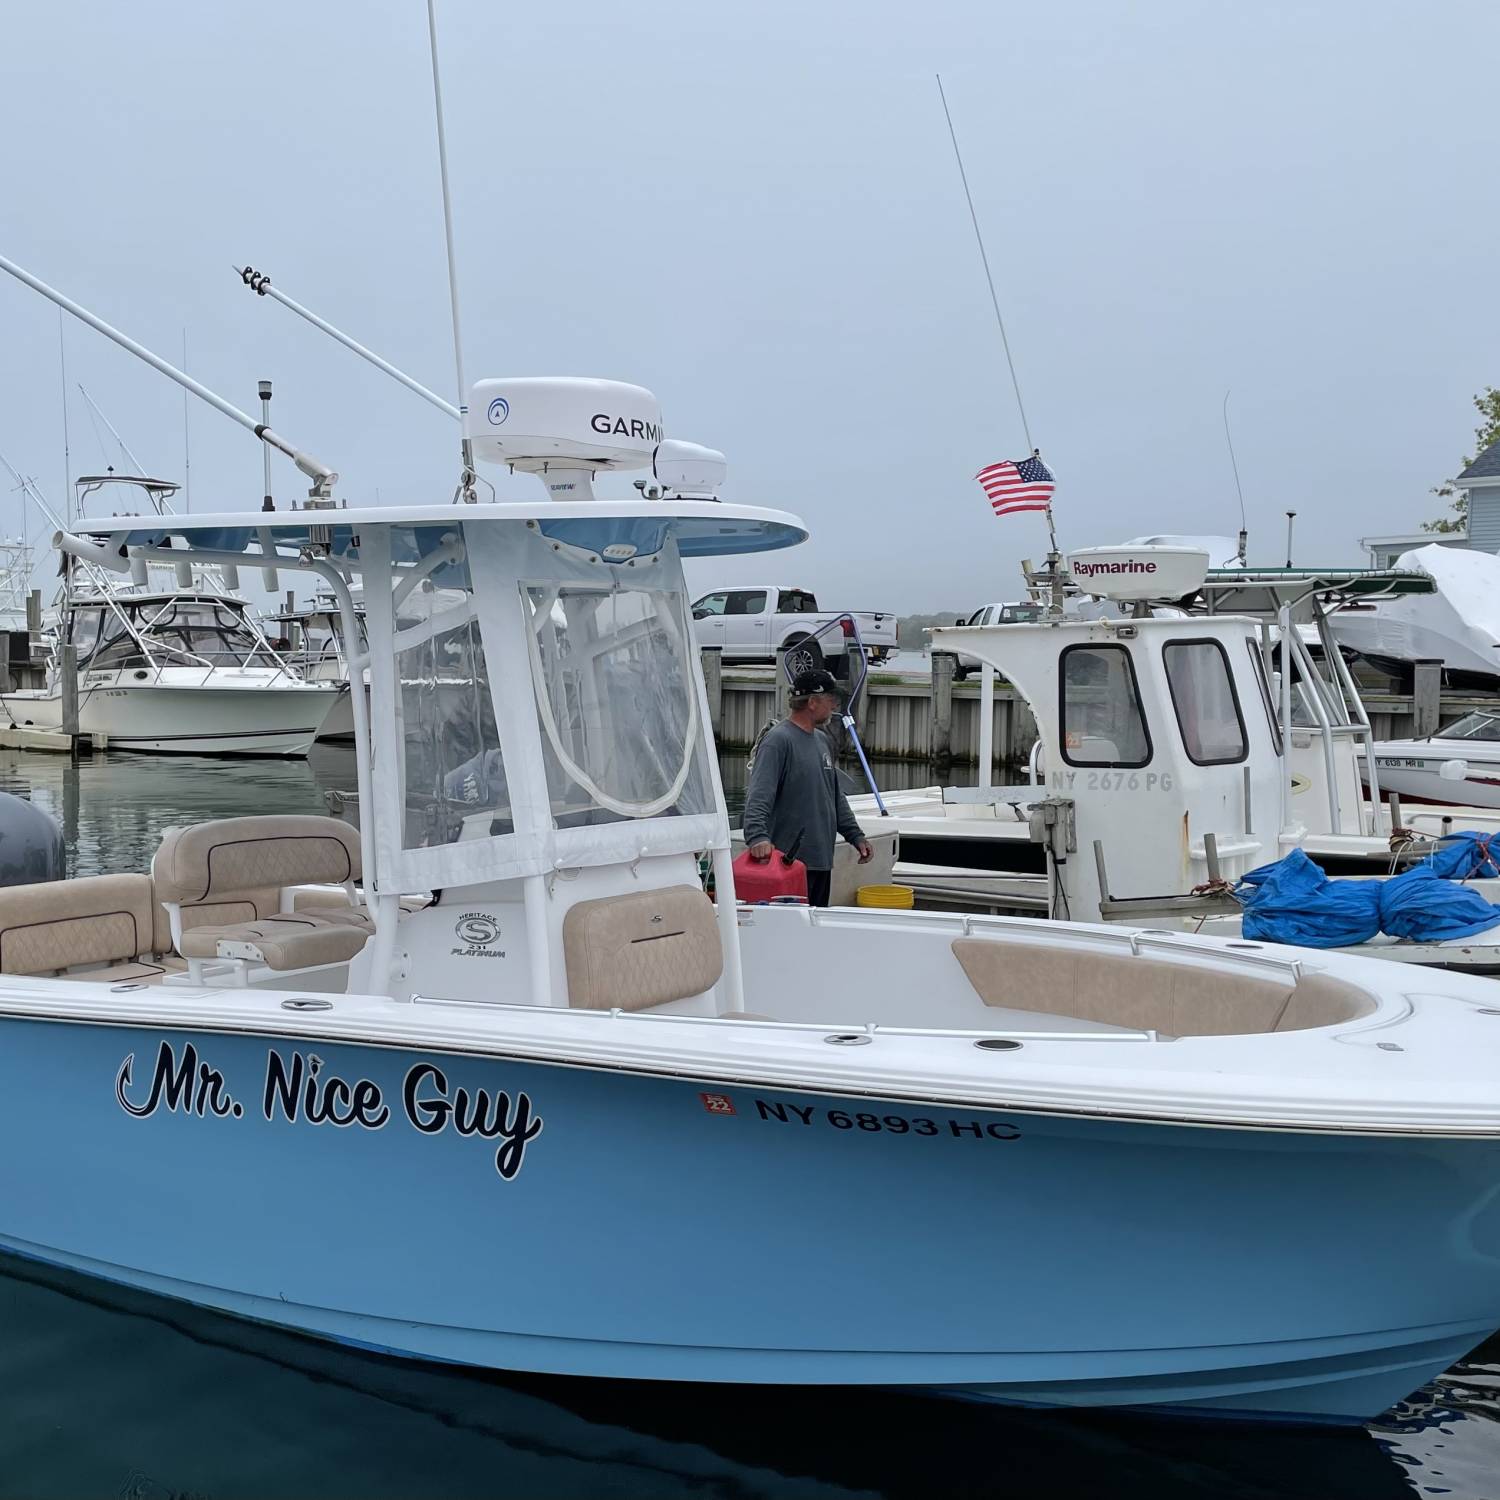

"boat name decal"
[114, 1041, 544, 1181]
[752, 1098, 1021, 1140]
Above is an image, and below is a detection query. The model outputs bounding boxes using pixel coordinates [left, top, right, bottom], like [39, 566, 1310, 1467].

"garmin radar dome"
[465, 377, 663, 500]
[1066, 544, 1210, 603]
[651, 438, 726, 499]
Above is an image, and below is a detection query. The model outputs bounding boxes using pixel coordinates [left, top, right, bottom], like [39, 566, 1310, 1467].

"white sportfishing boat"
[0, 359, 1490, 1426]
[0, 475, 337, 755]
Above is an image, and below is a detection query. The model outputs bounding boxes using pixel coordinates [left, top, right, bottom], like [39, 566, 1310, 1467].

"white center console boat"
[0, 384, 1495, 1426]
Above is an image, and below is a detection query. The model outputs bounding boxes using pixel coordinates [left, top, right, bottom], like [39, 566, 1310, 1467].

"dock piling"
[931, 651, 956, 766]
[1411, 659, 1443, 739]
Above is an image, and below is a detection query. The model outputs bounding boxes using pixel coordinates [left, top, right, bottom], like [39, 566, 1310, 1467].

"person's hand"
[748, 840, 774, 862]
[856, 839, 874, 864]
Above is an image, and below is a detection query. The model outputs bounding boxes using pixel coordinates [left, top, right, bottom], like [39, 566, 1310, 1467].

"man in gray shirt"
[743, 668, 872, 907]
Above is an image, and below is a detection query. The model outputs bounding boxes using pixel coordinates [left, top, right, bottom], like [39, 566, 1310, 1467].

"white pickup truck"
[951, 600, 1044, 679]
[691, 586, 898, 676]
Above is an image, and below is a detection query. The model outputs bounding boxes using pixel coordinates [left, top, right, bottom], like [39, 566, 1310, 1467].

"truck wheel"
[953, 663, 969, 682]
[782, 634, 824, 679]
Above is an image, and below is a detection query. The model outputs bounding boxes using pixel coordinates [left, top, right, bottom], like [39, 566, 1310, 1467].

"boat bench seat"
[951, 938, 1376, 1037]
[153, 814, 371, 970]
[563, 885, 723, 1010]
[0, 872, 182, 982]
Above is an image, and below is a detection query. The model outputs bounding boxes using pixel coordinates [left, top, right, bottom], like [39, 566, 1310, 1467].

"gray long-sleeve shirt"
[741, 719, 865, 872]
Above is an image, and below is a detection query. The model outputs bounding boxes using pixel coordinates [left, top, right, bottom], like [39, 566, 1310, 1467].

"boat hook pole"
[0, 252, 338, 503]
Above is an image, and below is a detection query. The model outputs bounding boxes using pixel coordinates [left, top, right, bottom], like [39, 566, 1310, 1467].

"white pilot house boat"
[0, 381, 1498, 1427]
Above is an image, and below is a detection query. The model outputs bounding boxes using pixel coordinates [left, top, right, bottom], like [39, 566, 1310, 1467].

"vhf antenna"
[1223, 389, 1249, 565]
[425, 0, 476, 503]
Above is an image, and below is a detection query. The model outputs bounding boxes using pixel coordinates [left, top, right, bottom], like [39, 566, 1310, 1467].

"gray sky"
[1, 0, 1495, 613]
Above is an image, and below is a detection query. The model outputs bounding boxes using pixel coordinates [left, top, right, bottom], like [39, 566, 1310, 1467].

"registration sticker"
[700, 1092, 737, 1115]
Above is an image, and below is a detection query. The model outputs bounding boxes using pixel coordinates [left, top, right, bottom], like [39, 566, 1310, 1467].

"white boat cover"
[1330, 543, 1500, 681]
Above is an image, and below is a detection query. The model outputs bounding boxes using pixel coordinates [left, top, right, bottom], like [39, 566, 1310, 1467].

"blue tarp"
[1235, 846, 1500, 947]
[1425, 831, 1500, 880]
[1377, 865, 1500, 941]
[1235, 850, 1381, 948]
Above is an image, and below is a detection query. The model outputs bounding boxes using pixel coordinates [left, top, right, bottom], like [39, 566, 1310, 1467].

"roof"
[74, 499, 808, 561]
[1198, 566, 1434, 616]
[1458, 438, 1500, 484]
[1360, 531, 1468, 549]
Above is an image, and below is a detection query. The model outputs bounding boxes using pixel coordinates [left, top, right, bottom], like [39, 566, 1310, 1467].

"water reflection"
[0, 746, 360, 877]
[0, 1251, 1464, 1500]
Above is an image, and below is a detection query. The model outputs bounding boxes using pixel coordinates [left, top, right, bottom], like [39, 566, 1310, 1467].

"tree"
[1426, 386, 1500, 532]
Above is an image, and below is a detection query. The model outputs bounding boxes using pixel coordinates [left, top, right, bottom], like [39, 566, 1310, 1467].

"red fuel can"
[730, 848, 809, 903]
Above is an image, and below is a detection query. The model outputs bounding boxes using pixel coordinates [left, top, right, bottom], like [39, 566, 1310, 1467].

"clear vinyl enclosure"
[365, 517, 722, 892]
[523, 583, 711, 826]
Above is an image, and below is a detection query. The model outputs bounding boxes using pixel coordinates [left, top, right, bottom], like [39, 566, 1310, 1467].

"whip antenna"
[1222, 388, 1248, 563]
[936, 74, 1034, 455]
[425, 0, 476, 502]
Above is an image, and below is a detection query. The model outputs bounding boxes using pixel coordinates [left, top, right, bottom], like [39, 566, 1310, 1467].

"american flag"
[976, 453, 1056, 517]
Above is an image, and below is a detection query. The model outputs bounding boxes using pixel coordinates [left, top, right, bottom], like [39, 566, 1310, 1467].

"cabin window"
[524, 583, 712, 825]
[82, 611, 150, 671]
[1245, 639, 1282, 755]
[397, 585, 509, 849]
[1059, 644, 1152, 768]
[1163, 639, 1248, 765]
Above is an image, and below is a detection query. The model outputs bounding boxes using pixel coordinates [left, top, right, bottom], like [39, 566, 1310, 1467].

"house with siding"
[1361, 437, 1500, 566]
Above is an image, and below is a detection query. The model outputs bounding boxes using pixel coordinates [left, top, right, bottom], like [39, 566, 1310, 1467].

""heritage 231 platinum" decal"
[114, 1040, 543, 1180]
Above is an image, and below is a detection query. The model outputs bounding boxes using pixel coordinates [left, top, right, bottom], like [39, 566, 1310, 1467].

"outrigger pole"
[0, 252, 339, 503]
[234, 266, 460, 421]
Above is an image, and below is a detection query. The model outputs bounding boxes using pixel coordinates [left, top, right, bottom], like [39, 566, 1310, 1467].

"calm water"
[0, 747, 1496, 1499]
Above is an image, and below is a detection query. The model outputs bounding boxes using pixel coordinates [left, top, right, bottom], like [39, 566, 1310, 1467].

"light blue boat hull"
[4, 1016, 1499, 1424]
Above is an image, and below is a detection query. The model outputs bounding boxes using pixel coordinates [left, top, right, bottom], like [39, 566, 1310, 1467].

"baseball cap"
[792, 668, 840, 697]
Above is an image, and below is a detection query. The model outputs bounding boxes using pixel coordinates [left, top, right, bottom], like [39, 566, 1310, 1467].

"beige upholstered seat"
[950, 938, 1375, 1037]
[153, 815, 371, 972]
[563, 885, 723, 1011]
[151, 822, 372, 972]
[0, 873, 180, 982]
[178, 915, 369, 970]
